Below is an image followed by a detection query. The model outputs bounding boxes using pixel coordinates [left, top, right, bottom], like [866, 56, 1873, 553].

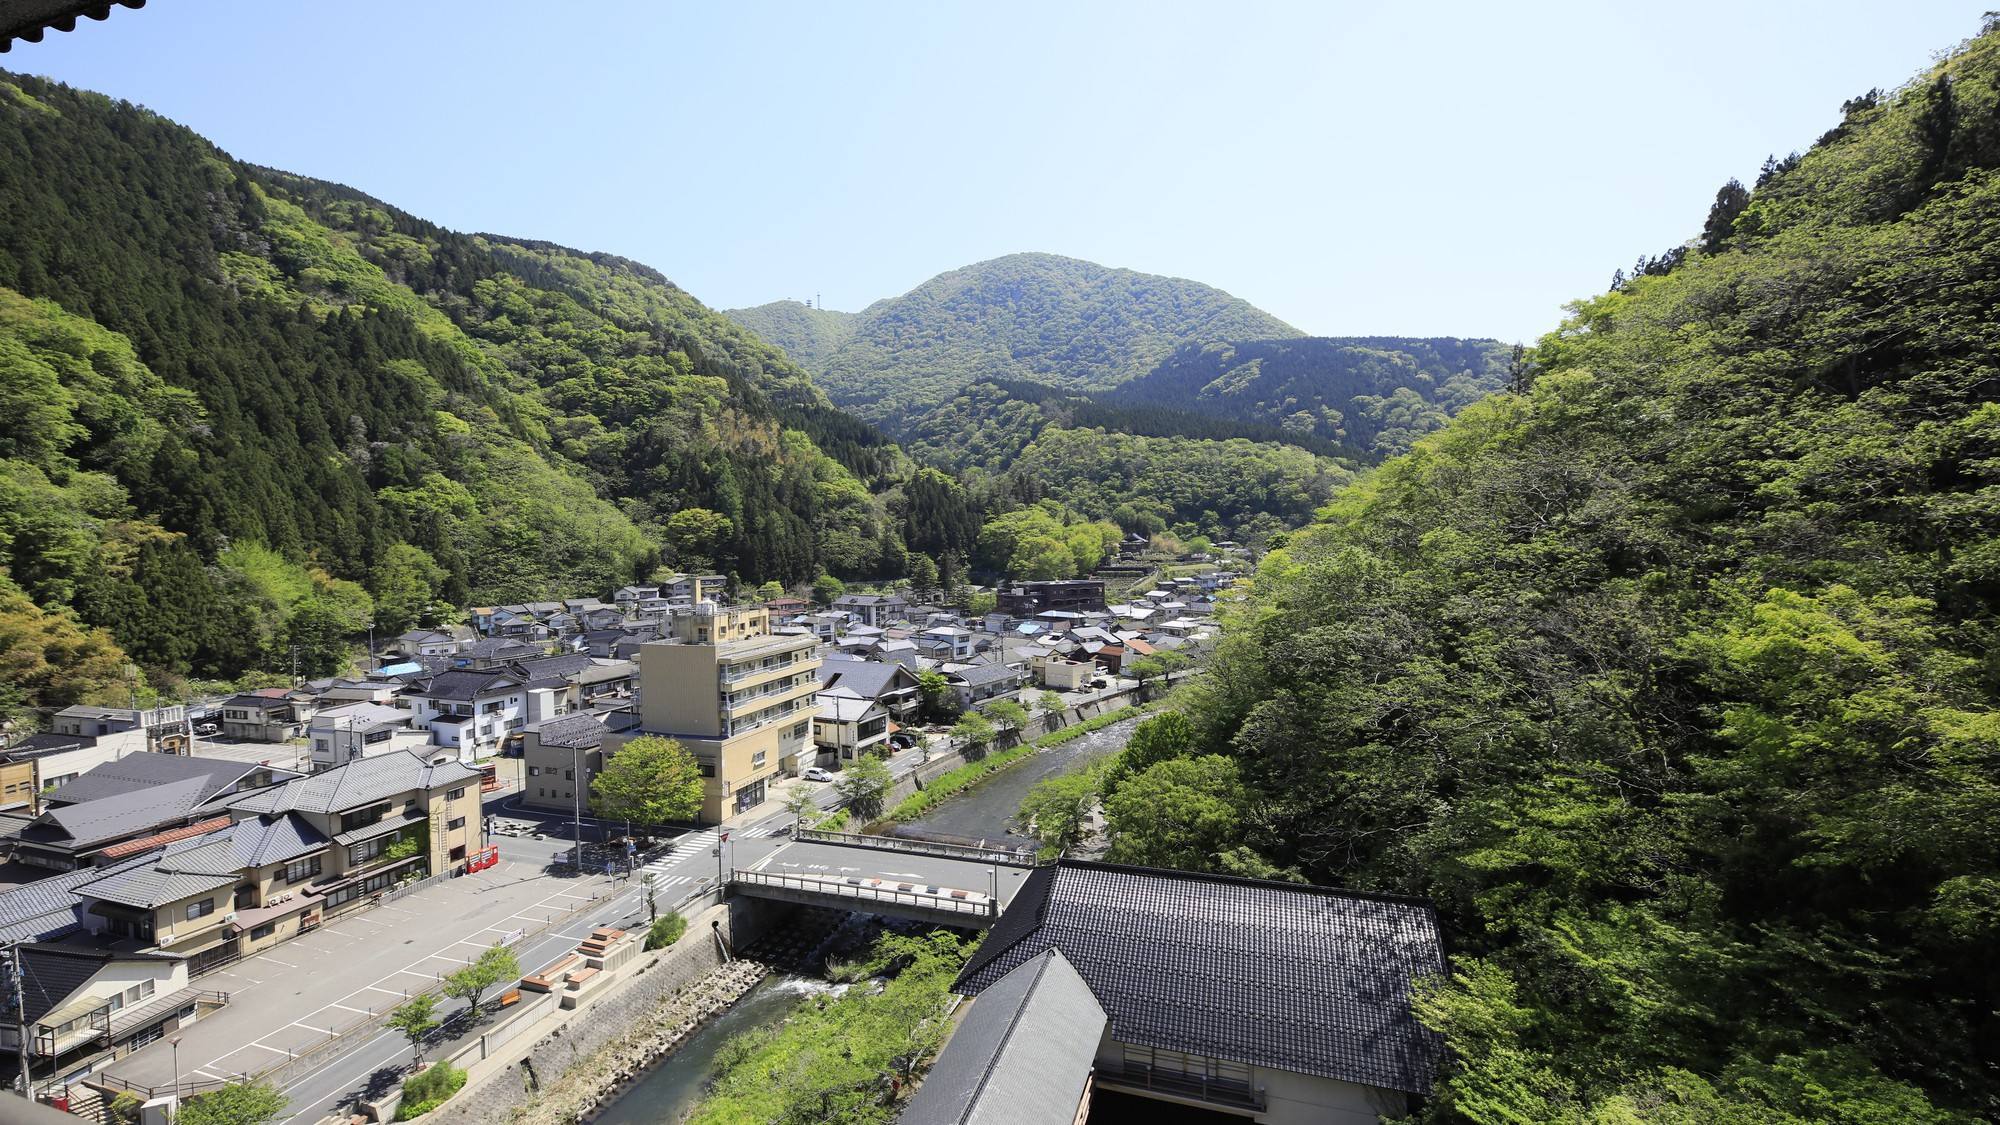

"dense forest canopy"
[0, 72, 915, 695]
[767, 251, 1303, 430]
[721, 298, 858, 373]
[1107, 21, 2000, 1123]
[1102, 335, 1512, 457]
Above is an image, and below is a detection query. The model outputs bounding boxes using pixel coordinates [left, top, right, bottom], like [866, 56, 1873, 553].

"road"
[159, 704, 1107, 1122]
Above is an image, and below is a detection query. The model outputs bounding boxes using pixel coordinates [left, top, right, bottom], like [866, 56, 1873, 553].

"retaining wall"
[880, 687, 1139, 810]
[423, 895, 792, 1125]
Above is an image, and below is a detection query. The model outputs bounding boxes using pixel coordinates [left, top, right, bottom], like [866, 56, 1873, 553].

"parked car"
[888, 732, 917, 749]
[801, 766, 835, 782]
[193, 722, 219, 735]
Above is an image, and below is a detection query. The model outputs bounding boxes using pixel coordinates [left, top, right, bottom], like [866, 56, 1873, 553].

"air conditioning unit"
[222, 912, 236, 924]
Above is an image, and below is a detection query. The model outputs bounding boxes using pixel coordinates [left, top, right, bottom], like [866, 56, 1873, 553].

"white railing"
[729, 869, 998, 918]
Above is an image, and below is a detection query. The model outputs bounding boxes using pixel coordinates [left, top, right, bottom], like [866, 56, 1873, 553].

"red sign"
[467, 846, 500, 873]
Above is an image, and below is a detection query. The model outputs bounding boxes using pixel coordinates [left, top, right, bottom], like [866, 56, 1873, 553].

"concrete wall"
[877, 688, 1140, 813]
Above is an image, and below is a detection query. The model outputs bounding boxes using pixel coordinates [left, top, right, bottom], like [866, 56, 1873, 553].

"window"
[563, 769, 575, 781]
[447, 817, 465, 831]
[349, 837, 388, 865]
[527, 766, 539, 777]
[284, 856, 321, 884]
[448, 786, 466, 800]
[751, 750, 767, 768]
[250, 922, 276, 940]
[185, 898, 215, 921]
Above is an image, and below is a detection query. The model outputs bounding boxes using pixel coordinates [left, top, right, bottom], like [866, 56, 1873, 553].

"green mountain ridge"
[1113, 21, 2000, 1122]
[745, 251, 1304, 429]
[721, 299, 858, 372]
[0, 71, 906, 692]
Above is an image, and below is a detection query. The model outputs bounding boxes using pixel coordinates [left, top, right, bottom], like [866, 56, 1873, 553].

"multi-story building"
[69, 752, 483, 971]
[402, 669, 527, 760]
[306, 702, 427, 771]
[995, 580, 1108, 617]
[618, 603, 819, 821]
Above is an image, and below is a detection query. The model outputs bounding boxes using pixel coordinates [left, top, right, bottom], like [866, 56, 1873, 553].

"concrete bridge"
[725, 829, 1042, 928]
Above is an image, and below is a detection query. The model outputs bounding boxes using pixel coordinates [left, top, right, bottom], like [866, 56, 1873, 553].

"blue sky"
[11, 1, 1981, 341]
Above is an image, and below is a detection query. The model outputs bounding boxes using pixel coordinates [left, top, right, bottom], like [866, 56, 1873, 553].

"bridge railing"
[730, 869, 999, 919]
[794, 828, 1037, 866]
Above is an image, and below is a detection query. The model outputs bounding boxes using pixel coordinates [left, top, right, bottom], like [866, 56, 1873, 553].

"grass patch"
[881, 706, 1144, 824]
[686, 932, 969, 1125]
[395, 1061, 466, 1120]
[644, 911, 687, 950]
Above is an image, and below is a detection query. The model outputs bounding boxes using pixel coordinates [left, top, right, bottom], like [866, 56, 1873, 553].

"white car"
[801, 766, 835, 782]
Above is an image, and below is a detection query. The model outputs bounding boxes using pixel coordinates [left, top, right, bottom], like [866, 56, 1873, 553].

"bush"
[395, 1061, 466, 1120]
[645, 911, 687, 950]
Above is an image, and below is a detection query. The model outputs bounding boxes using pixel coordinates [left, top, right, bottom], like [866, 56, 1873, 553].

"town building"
[814, 657, 923, 723]
[812, 694, 891, 761]
[995, 580, 1107, 617]
[831, 592, 910, 628]
[945, 661, 1026, 708]
[936, 861, 1446, 1125]
[306, 702, 426, 771]
[617, 603, 819, 821]
[402, 669, 527, 760]
[217, 690, 313, 743]
[0, 944, 220, 1089]
[4, 755, 298, 872]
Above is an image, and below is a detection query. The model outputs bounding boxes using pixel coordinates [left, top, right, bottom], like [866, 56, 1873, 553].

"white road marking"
[291, 1022, 337, 1035]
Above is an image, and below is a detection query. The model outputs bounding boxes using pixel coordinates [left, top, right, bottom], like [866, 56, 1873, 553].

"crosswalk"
[631, 823, 782, 890]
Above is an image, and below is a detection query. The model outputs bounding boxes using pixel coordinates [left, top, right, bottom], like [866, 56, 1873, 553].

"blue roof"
[375, 661, 423, 677]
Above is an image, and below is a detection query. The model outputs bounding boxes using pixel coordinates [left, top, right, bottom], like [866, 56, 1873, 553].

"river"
[590, 716, 1137, 1123]
[888, 714, 1139, 846]
[587, 974, 840, 1125]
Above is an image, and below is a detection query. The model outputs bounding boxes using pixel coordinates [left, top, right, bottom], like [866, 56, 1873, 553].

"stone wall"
[424, 895, 791, 1125]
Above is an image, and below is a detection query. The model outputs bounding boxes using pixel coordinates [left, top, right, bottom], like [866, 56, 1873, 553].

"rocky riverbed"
[512, 958, 768, 1125]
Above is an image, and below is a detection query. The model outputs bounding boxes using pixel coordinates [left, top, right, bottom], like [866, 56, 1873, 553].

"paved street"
[749, 840, 1037, 908]
[116, 701, 1130, 1122]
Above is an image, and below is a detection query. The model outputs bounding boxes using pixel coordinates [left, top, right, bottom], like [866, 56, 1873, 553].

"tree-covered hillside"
[722, 299, 857, 372]
[0, 72, 905, 698]
[1110, 22, 2000, 1122]
[1103, 335, 1512, 457]
[790, 251, 1303, 429]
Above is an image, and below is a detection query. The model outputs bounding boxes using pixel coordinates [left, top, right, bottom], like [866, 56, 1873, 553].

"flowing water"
[889, 715, 1139, 846]
[588, 975, 841, 1125]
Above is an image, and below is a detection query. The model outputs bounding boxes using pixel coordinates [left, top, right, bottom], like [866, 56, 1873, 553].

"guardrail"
[729, 869, 999, 919]
[794, 828, 1037, 866]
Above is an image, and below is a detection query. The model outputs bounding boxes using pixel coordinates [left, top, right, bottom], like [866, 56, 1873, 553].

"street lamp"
[169, 1036, 181, 1121]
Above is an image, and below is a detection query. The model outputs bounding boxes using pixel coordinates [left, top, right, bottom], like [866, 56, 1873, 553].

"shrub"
[395, 1061, 466, 1120]
[645, 911, 687, 950]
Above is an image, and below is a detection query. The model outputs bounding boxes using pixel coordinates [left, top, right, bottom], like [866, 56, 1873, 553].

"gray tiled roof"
[227, 751, 479, 817]
[816, 658, 915, 701]
[950, 662, 1023, 688]
[0, 944, 171, 1025]
[0, 857, 155, 943]
[903, 949, 1105, 1125]
[24, 777, 214, 850]
[43, 753, 284, 808]
[956, 860, 1447, 1095]
[72, 835, 241, 909]
[509, 653, 597, 682]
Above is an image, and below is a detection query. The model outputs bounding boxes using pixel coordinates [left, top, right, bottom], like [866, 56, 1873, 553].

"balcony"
[723, 675, 815, 715]
[722, 697, 815, 739]
[1093, 1059, 1265, 1113]
[719, 651, 811, 685]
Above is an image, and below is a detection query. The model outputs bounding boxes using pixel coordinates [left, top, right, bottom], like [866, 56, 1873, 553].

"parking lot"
[101, 836, 617, 1090]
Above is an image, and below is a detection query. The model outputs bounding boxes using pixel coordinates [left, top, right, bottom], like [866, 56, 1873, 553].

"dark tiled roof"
[405, 669, 522, 702]
[0, 858, 153, 943]
[950, 663, 1023, 688]
[816, 658, 915, 700]
[509, 653, 597, 682]
[2, 944, 126, 1024]
[3, 733, 97, 760]
[956, 861, 1446, 1094]
[903, 948, 1105, 1125]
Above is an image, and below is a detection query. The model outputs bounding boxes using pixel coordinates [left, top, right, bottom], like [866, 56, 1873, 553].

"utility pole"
[10, 944, 31, 1099]
[570, 745, 584, 869]
[714, 830, 729, 885]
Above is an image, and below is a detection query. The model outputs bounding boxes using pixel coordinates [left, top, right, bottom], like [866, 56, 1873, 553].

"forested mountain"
[764, 252, 1303, 429]
[0, 72, 906, 698]
[721, 299, 856, 372]
[1107, 22, 2000, 1122]
[1103, 336, 1512, 457]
